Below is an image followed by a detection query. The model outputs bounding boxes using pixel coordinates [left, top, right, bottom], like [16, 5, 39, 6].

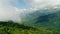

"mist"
[0, 0, 60, 23]
[0, 0, 23, 23]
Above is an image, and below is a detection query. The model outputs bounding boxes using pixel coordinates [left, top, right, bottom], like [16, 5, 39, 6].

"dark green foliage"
[0, 21, 60, 34]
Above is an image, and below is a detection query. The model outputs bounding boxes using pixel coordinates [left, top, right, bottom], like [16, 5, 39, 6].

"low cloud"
[0, 0, 24, 23]
[0, 0, 60, 23]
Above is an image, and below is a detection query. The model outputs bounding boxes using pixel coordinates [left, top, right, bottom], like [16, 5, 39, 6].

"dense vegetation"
[0, 21, 60, 34]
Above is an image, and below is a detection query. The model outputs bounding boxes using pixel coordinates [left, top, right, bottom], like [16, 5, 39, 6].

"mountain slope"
[21, 8, 60, 30]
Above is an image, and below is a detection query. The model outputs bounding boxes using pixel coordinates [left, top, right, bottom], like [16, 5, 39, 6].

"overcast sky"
[0, 0, 60, 22]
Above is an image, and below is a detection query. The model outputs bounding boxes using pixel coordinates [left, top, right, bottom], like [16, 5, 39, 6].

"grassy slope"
[0, 21, 60, 34]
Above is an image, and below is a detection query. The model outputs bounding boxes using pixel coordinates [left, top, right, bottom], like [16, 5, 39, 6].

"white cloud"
[1, 0, 60, 23]
[25, 0, 60, 9]
[0, 0, 25, 23]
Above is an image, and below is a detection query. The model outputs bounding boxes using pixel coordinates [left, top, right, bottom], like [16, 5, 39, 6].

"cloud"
[25, 0, 60, 9]
[0, 0, 37, 23]
[0, 0, 25, 23]
[0, 0, 60, 23]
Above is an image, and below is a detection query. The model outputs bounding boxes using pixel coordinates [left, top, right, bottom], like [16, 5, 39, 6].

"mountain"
[21, 8, 60, 30]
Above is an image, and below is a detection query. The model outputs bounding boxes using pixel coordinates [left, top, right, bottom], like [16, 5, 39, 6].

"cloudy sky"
[0, 0, 60, 22]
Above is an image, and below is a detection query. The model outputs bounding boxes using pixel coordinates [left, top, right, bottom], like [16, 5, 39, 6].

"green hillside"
[0, 21, 60, 34]
[20, 9, 60, 34]
[21, 9, 60, 29]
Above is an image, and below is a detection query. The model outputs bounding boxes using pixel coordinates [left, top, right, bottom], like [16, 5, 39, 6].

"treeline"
[0, 21, 60, 34]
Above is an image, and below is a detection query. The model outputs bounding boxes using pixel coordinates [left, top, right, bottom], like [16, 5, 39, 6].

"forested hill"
[0, 21, 37, 30]
[0, 21, 60, 34]
[0, 21, 38, 34]
[21, 9, 60, 29]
